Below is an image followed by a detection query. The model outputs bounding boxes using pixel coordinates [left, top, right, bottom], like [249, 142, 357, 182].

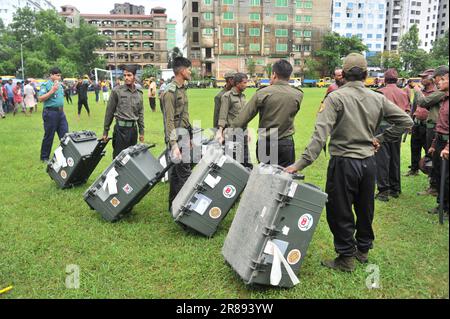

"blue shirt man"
[38, 67, 69, 162]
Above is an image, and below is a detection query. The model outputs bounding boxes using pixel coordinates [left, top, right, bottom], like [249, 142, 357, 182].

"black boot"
[321, 255, 356, 272]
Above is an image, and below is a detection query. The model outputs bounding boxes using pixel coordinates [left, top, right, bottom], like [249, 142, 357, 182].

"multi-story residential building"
[436, 0, 449, 38]
[60, 5, 168, 73]
[0, 0, 55, 26]
[167, 19, 177, 51]
[385, 0, 441, 52]
[332, 0, 386, 57]
[183, 0, 332, 78]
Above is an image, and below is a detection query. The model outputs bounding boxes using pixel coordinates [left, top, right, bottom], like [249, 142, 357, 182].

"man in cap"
[102, 65, 145, 159]
[216, 73, 252, 168]
[231, 59, 303, 167]
[405, 69, 435, 176]
[213, 71, 235, 128]
[414, 66, 448, 196]
[148, 77, 157, 112]
[286, 53, 413, 272]
[427, 68, 449, 216]
[374, 68, 411, 201]
[162, 57, 193, 211]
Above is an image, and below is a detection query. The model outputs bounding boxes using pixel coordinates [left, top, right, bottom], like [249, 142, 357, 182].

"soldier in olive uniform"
[161, 57, 192, 210]
[213, 71, 235, 128]
[216, 73, 252, 168]
[286, 53, 413, 272]
[414, 65, 448, 196]
[231, 60, 303, 168]
[102, 65, 145, 159]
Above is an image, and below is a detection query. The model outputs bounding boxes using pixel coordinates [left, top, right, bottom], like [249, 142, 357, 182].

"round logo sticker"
[287, 249, 302, 265]
[60, 170, 67, 179]
[209, 207, 222, 219]
[67, 157, 74, 167]
[223, 185, 237, 199]
[298, 214, 314, 232]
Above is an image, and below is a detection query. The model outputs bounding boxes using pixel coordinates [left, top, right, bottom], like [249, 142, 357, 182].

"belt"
[116, 120, 136, 127]
[45, 107, 64, 112]
[438, 133, 449, 141]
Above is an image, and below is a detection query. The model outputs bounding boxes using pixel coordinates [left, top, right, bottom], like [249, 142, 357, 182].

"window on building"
[203, 12, 213, 20]
[358, 3, 364, 9]
[347, 2, 354, 9]
[367, 34, 373, 39]
[276, 0, 288, 7]
[294, 30, 303, 37]
[249, 28, 260, 36]
[192, 2, 199, 12]
[249, 13, 261, 21]
[304, 15, 312, 22]
[334, 23, 341, 28]
[296, 15, 302, 23]
[347, 13, 353, 18]
[223, 12, 234, 20]
[276, 43, 288, 51]
[223, 43, 235, 51]
[193, 17, 199, 27]
[303, 44, 311, 51]
[276, 14, 288, 22]
[204, 0, 212, 5]
[249, 43, 261, 51]
[202, 28, 213, 36]
[368, 24, 373, 29]
[193, 32, 199, 43]
[357, 23, 363, 29]
[335, 12, 341, 17]
[358, 13, 364, 18]
[376, 34, 382, 39]
[275, 29, 288, 37]
[294, 59, 301, 66]
[304, 1, 313, 9]
[250, 0, 261, 5]
[222, 0, 234, 5]
[346, 23, 353, 28]
[335, 2, 341, 7]
[223, 28, 234, 36]
[304, 30, 312, 37]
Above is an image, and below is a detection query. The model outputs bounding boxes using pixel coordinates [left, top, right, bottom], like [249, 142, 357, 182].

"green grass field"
[0, 88, 448, 299]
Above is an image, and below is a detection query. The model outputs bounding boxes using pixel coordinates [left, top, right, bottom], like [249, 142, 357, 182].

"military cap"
[419, 69, 435, 78]
[433, 65, 449, 78]
[342, 53, 367, 73]
[224, 71, 236, 79]
[384, 68, 399, 80]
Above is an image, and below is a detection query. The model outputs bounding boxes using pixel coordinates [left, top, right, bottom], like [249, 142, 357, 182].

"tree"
[141, 65, 161, 80]
[303, 57, 320, 79]
[430, 30, 449, 67]
[314, 32, 368, 76]
[380, 51, 403, 71]
[247, 58, 256, 76]
[399, 24, 430, 76]
[264, 63, 272, 77]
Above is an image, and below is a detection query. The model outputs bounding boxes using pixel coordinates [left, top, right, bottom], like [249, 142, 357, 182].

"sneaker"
[417, 188, 438, 196]
[321, 255, 356, 272]
[355, 250, 369, 264]
[375, 191, 389, 202]
[404, 170, 419, 176]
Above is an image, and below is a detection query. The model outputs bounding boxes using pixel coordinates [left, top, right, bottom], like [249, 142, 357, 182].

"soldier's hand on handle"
[372, 138, 381, 153]
[139, 135, 145, 143]
[172, 145, 182, 161]
[215, 127, 225, 145]
[102, 135, 108, 143]
[284, 165, 298, 174]
[428, 146, 436, 155]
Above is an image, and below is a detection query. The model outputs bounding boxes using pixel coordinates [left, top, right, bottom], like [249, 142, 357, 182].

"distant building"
[182, 0, 332, 78]
[167, 19, 177, 52]
[436, 0, 449, 38]
[59, 5, 169, 73]
[110, 2, 145, 15]
[332, 0, 386, 57]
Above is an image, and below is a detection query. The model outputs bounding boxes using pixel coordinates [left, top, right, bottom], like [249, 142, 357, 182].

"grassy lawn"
[0, 88, 448, 299]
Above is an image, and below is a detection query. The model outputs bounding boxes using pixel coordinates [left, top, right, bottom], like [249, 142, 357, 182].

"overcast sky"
[51, 0, 183, 47]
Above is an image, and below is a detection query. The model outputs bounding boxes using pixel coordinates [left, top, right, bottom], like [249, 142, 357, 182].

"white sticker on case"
[204, 174, 222, 189]
[288, 182, 298, 198]
[121, 154, 131, 166]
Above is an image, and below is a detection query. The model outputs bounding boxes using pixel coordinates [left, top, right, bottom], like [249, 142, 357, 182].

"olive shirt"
[103, 84, 145, 136]
[162, 80, 191, 147]
[218, 87, 246, 128]
[213, 88, 228, 128]
[293, 81, 414, 171]
[231, 80, 303, 139]
[415, 90, 446, 125]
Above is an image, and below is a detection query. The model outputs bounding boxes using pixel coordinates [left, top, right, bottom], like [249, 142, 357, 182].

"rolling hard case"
[171, 145, 250, 237]
[222, 164, 328, 288]
[84, 144, 167, 222]
[47, 131, 109, 189]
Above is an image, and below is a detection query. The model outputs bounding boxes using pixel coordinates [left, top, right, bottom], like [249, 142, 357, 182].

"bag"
[222, 164, 328, 288]
[84, 144, 168, 222]
[171, 145, 250, 237]
[47, 131, 109, 189]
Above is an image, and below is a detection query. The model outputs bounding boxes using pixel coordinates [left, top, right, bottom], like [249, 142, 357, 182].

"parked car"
[288, 78, 302, 88]
[302, 79, 317, 87]
[258, 78, 270, 88]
